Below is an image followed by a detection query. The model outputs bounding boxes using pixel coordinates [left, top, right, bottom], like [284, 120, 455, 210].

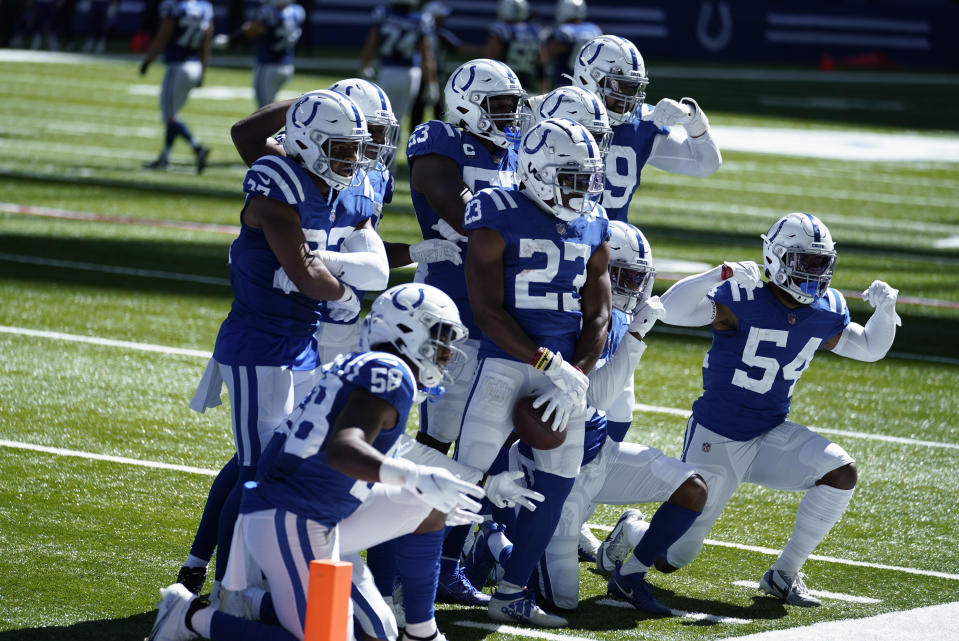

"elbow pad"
[317, 227, 389, 290]
[832, 310, 898, 362]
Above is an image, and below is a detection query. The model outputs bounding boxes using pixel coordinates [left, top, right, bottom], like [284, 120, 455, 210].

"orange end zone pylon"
[304, 559, 353, 641]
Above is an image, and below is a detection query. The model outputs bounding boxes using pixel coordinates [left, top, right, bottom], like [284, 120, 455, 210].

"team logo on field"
[702, 442, 711, 452]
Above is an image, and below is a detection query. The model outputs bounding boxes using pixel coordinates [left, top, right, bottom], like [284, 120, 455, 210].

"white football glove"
[273, 268, 299, 294]
[430, 219, 468, 244]
[541, 351, 589, 412]
[404, 464, 485, 514]
[649, 97, 692, 129]
[531, 383, 573, 432]
[484, 470, 545, 511]
[445, 506, 485, 526]
[326, 286, 361, 322]
[408, 238, 463, 265]
[862, 279, 902, 326]
[722, 260, 762, 291]
[629, 295, 666, 338]
[680, 97, 710, 137]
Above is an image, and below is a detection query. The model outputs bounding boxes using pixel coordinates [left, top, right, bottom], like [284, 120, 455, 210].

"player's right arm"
[661, 261, 760, 327]
[409, 153, 472, 235]
[231, 99, 294, 166]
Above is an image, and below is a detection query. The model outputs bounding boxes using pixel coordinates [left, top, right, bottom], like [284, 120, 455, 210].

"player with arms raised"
[656, 212, 901, 605]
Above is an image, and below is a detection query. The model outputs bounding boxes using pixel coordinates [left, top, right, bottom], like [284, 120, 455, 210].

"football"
[512, 395, 567, 450]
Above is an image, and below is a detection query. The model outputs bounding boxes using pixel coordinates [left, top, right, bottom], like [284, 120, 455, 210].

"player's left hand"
[532, 384, 574, 431]
[444, 506, 485, 526]
[409, 238, 462, 265]
[430, 219, 468, 243]
[629, 296, 665, 338]
[862, 279, 902, 325]
[648, 97, 692, 128]
[327, 287, 361, 322]
[139, 60, 149, 75]
[484, 470, 545, 511]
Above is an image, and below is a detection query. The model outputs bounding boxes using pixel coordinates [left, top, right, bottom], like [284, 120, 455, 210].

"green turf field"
[1, 53, 958, 640]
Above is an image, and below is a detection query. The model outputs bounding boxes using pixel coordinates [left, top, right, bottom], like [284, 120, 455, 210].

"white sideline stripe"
[720, 601, 959, 641]
[3, 435, 958, 584]
[0, 252, 231, 286]
[450, 621, 594, 641]
[0, 326, 212, 359]
[731, 580, 881, 604]
[632, 403, 959, 451]
[0, 439, 218, 477]
[597, 598, 752, 623]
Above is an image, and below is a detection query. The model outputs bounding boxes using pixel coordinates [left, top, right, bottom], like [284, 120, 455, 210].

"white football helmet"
[360, 284, 468, 394]
[445, 58, 530, 149]
[572, 35, 648, 125]
[608, 220, 655, 314]
[556, 0, 587, 22]
[531, 86, 612, 157]
[498, 0, 529, 21]
[761, 213, 837, 305]
[518, 118, 605, 222]
[283, 90, 371, 189]
[328, 78, 399, 170]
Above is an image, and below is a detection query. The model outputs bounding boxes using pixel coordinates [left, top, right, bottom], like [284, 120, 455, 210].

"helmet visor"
[601, 73, 648, 119]
[609, 262, 655, 312]
[365, 121, 399, 169]
[323, 136, 370, 186]
[420, 316, 468, 383]
[484, 93, 531, 143]
[784, 248, 836, 300]
[556, 166, 605, 213]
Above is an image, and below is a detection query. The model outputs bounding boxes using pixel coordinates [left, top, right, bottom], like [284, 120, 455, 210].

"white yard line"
[730, 580, 881, 604]
[0, 439, 217, 477]
[597, 598, 752, 623]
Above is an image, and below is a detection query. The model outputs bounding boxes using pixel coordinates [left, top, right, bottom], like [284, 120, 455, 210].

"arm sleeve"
[316, 227, 389, 291]
[831, 308, 898, 362]
[646, 130, 722, 177]
[393, 434, 483, 484]
[585, 333, 646, 410]
[660, 266, 724, 326]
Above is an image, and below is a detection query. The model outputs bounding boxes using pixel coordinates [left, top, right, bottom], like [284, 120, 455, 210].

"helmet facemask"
[315, 134, 370, 189]
[597, 70, 647, 124]
[767, 244, 837, 304]
[474, 92, 531, 148]
[551, 161, 605, 220]
[609, 261, 655, 314]
[364, 116, 399, 170]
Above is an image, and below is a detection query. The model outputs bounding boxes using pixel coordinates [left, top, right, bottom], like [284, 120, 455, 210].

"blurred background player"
[359, 0, 438, 141]
[459, 118, 610, 627]
[656, 213, 900, 606]
[81, 0, 117, 53]
[539, 0, 601, 91]
[571, 35, 721, 223]
[239, 0, 305, 108]
[139, 0, 213, 173]
[485, 0, 543, 94]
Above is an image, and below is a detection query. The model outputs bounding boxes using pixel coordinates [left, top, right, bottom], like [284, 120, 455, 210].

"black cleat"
[195, 146, 210, 174]
[143, 156, 169, 170]
[176, 565, 206, 595]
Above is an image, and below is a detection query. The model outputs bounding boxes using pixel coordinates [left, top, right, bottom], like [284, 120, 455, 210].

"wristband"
[379, 457, 416, 487]
[720, 264, 733, 280]
[529, 346, 555, 371]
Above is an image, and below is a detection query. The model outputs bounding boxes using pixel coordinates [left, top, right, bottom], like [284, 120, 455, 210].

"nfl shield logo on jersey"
[556, 223, 566, 235]
[702, 442, 711, 453]
[787, 312, 797, 325]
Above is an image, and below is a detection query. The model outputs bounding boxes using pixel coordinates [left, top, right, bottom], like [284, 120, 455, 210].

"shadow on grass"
[0, 611, 156, 641]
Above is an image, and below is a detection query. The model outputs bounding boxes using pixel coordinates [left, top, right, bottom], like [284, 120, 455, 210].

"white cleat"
[759, 568, 822, 607]
[147, 583, 198, 641]
[488, 589, 568, 628]
[597, 508, 646, 574]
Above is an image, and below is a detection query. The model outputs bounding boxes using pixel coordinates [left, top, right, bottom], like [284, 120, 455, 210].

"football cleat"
[435, 566, 490, 606]
[607, 563, 671, 615]
[175, 566, 206, 596]
[597, 508, 646, 574]
[400, 629, 448, 641]
[464, 520, 503, 588]
[488, 588, 568, 628]
[195, 146, 210, 174]
[759, 568, 822, 607]
[147, 583, 199, 641]
[577, 523, 601, 563]
[143, 156, 169, 170]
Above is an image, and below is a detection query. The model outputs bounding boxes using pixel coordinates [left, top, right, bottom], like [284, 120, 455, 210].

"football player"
[359, 0, 438, 139]
[239, 0, 305, 108]
[140, 0, 213, 173]
[539, 0, 602, 91]
[180, 90, 390, 599]
[653, 212, 900, 606]
[485, 0, 543, 92]
[571, 35, 722, 223]
[146, 284, 488, 641]
[458, 117, 611, 627]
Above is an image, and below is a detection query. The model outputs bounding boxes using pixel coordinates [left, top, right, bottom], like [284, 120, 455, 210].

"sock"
[213, 467, 254, 582]
[621, 502, 700, 575]
[440, 524, 470, 577]
[163, 122, 177, 154]
[169, 119, 196, 148]
[606, 419, 631, 443]
[188, 605, 214, 637]
[404, 618, 437, 638]
[623, 516, 650, 550]
[495, 580, 524, 596]
[365, 539, 398, 596]
[486, 528, 512, 566]
[396, 529, 443, 626]
[501, 470, 574, 588]
[208, 610, 299, 641]
[774, 485, 854, 576]
[188, 457, 238, 563]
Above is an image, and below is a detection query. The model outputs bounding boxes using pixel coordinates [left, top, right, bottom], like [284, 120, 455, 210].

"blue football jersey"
[577, 307, 630, 464]
[160, 0, 213, 63]
[692, 281, 850, 440]
[489, 21, 541, 88]
[407, 120, 519, 337]
[358, 165, 394, 230]
[372, 5, 434, 67]
[602, 103, 669, 223]
[547, 21, 603, 86]
[242, 351, 417, 526]
[213, 156, 376, 368]
[253, 2, 305, 65]
[463, 188, 610, 362]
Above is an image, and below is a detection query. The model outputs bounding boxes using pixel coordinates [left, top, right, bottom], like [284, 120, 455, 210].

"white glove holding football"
[430, 219, 468, 244]
[531, 383, 574, 431]
[409, 238, 463, 265]
[541, 351, 589, 410]
[484, 470, 546, 510]
[862, 280, 902, 326]
[629, 295, 666, 338]
[680, 97, 710, 137]
[327, 286, 361, 322]
[649, 97, 692, 128]
[722, 260, 762, 291]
